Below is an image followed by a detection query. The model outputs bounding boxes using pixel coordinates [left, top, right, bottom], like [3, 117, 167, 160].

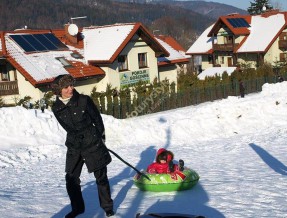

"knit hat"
[51, 74, 75, 96]
[155, 148, 174, 163]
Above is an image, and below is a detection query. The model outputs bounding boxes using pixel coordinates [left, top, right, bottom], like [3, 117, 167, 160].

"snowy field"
[1, 82, 287, 218]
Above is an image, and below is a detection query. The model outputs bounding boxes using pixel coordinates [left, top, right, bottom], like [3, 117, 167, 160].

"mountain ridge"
[0, 0, 247, 49]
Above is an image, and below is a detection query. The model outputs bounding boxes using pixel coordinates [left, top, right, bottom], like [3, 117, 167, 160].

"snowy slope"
[1, 82, 287, 217]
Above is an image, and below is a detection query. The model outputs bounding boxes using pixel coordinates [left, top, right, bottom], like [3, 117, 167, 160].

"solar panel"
[10, 33, 68, 52]
[227, 18, 250, 28]
[9, 35, 36, 52]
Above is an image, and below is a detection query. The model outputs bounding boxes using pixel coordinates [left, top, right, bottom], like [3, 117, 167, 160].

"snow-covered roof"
[186, 24, 216, 54]
[83, 24, 135, 61]
[1, 23, 181, 86]
[155, 36, 190, 63]
[237, 13, 286, 53]
[6, 34, 70, 82]
[83, 23, 169, 63]
[187, 12, 287, 55]
[2, 30, 104, 86]
[198, 67, 236, 80]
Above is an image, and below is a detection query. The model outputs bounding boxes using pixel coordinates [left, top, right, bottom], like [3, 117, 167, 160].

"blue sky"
[180, 0, 287, 11]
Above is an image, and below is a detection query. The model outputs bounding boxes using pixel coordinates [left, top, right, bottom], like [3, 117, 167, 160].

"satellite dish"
[262, 5, 267, 11]
[68, 24, 79, 36]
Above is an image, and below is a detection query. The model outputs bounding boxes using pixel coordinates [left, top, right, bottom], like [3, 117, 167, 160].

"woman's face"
[61, 85, 74, 99]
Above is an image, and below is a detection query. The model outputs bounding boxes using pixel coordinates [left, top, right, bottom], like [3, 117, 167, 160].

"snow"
[237, 14, 286, 53]
[186, 24, 216, 54]
[1, 81, 287, 218]
[83, 24, 135, 61]
[198, 67, 236, 80]
[155, 37, 190, 62]
[5, 34, 83, 82]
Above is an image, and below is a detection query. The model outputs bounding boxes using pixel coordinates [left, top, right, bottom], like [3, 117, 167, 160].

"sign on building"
[120, 69, 150, 88]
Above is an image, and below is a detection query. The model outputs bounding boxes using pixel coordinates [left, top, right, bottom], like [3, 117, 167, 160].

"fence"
[94, 75, 283, 119]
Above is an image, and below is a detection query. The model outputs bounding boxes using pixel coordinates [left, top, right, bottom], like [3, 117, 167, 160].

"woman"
[51, 74, 114, 218]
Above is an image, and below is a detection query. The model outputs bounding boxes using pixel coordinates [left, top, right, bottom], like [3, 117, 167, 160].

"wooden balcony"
[213, 43, 239, 51]
[279, 40, 287, 50]
[0, 81, 19, 96]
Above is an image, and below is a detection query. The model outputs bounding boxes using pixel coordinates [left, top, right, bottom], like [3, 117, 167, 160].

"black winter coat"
[52, 90, 112, 173]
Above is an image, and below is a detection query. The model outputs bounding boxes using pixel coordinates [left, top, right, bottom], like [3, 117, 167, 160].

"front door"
[228, 57, 233, 67]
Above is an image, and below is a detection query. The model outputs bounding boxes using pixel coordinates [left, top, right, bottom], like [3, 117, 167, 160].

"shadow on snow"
[249, 143, 287, 175]
[52, 116, 224, 217]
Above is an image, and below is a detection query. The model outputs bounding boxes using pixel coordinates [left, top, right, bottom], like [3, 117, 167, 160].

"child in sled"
[147, 148, 184, 174]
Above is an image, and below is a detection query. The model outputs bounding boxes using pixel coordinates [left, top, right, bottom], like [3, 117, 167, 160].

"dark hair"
[157, 152, 167, 162]
[50, 74, 75, 96]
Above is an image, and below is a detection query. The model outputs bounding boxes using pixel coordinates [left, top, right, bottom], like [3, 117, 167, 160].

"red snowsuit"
[147, 148, 179, 174]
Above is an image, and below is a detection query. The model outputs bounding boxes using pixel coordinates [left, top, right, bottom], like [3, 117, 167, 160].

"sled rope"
[108, 149, 151, 181]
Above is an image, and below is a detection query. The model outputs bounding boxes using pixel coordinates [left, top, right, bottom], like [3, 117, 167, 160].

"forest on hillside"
[0, 0, 215, 49]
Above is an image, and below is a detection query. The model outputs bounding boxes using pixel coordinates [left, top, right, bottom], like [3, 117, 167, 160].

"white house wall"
[74, 77, 103, 95]
[158, 65, 178, 90]
[237, 53, 258, 68]
[202, 55, 214, 70]
[94, 36, 159, 92]
[122, 36, 159, 83]
[235, 35, 245, 44]
[17, 72, 43, 102]
[2, 71, 43, 105]
[264, 37, 280, 64]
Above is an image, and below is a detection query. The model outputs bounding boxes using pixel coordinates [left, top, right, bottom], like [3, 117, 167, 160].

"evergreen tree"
[247, 0, 273, 15]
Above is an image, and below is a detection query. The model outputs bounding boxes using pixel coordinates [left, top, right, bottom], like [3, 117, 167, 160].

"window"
[0, 65, 9, 81]
[221, 57, 225, 64]
[118, 55, 128, 71]
[224, 36, 233, 44]
[56, 57, 72, 68]
[138, 53, 147, 68]
[71, 52, 83, 59]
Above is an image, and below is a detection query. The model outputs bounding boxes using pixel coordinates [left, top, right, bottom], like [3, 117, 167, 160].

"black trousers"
[65, 157, 113, 213]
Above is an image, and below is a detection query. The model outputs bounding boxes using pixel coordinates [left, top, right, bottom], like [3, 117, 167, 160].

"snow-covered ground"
[1, 82, 287, 218]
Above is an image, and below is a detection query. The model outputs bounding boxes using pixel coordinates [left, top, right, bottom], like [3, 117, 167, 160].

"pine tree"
[247, 0, 273, 15]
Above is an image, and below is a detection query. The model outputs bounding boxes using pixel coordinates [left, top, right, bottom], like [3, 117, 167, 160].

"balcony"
[0, 81, 19, 96]
[213, 43, 239, 51]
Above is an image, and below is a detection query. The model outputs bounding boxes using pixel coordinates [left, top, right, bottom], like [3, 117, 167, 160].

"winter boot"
[168, 161, 174, 172]
[179, 159, 184, 171]
[106, 210, 115, 217]
[65, 210, 84, 218]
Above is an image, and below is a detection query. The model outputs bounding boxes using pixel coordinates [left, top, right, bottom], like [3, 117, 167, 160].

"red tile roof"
[1, 28, 104, 87]
[208, 14, 251, 37]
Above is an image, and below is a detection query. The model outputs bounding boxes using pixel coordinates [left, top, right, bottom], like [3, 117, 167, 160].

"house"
[0, 22, 190, 105]
[186, 10, 287, 75]
[155, 35, 191, 82]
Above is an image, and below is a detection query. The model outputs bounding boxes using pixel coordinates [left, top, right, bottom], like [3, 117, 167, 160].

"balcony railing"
[0, 81, 19, 96]
[213, 43, 239, 51]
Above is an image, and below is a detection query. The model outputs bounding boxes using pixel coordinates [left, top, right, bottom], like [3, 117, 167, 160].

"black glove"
[102, 131, 106, 142]
[168, 161, 174, 173]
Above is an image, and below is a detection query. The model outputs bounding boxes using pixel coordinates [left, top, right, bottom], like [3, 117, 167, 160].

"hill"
[0, 0, 246, 49]
[113, 0, 248, 19]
